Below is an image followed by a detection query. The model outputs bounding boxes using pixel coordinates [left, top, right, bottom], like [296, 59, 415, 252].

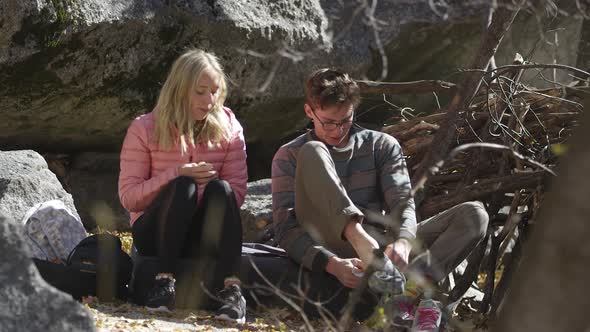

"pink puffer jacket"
[118, 107, 248, 225]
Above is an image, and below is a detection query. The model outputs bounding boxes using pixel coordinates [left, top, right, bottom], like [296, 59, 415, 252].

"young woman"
[118, 49, 247, 322]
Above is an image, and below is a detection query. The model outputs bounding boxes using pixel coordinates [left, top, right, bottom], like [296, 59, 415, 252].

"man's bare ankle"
[343, 219, 379, 265]
[343, 215, 363, 241]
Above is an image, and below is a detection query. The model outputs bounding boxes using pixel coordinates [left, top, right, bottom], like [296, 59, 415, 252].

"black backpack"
[34, 234, 132, 301]
[67, 234, 133, 301]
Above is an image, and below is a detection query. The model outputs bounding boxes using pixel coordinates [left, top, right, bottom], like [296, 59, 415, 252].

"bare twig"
[357, 79, 457, 95]
[413, 4, 521, 191]
[247, 257, 315, 332]
[365, 0, 388, 81]
[413, 142, 556, 198]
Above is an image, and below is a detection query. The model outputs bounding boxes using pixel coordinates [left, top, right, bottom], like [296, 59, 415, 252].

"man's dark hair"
[305, 68, 361, 110]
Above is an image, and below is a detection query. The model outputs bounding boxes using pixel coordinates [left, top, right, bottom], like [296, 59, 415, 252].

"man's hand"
[178, 162, 218, 185]
[384, 238, 412, 269]
[325, 256, 364, 288]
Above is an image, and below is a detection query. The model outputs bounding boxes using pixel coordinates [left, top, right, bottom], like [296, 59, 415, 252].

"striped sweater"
[118, 107, 247, 225]
[271, 125, 417, 271]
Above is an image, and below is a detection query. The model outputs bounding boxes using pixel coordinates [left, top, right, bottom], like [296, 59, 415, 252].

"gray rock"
[240, 178, 273, 243]
[0, 0, 495, 154]
[1, 0, 582, 169]
[0, 212, 96, 331]
[2, 1, 584, 230]
[0, 0, 329, 153]
[0, 150, 79, 224]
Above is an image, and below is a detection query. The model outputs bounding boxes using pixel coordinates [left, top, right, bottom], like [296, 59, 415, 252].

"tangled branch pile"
[365, 66, 586, 220]
[360, 61, 588, 316]
[386, 87, 583, 218]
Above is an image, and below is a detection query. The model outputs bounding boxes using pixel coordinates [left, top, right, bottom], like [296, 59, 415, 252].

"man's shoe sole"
[146, 305, 172, 313]
[215, 313, 245, 324]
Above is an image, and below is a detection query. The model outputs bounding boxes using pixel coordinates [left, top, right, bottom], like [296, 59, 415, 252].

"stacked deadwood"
[380, 83, 583, 218]
[359, 69, 588, 316]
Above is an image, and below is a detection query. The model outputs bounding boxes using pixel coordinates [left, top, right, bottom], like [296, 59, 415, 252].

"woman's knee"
[204, 179, 233, 197]
[167, 176, 197, 199]
[171, 175, 196, 187]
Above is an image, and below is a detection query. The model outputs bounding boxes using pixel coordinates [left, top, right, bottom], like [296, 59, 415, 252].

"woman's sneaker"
[145, 276, 176, 312]
[214, 284, 246, 324]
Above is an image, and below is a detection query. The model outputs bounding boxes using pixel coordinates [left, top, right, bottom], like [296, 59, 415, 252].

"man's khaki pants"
[295, 141, 489, 282]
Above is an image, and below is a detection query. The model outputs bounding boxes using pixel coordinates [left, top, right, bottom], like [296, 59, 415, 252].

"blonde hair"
[154, 49, 231, 153]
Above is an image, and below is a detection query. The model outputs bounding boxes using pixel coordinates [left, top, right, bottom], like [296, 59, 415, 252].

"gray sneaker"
[145, 277, 175, 312]
[214, 284, 246, 324]
[368, 253, 405, 296]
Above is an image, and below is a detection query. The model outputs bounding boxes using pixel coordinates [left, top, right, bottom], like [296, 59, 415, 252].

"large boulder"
[2, 1, 585, 232]
[0, 0, 329, 152]
[1, 1, 584, 154]
[0, 150, 79, 224]
[0, 0, 504, 154]
[0, 212, 96, 331]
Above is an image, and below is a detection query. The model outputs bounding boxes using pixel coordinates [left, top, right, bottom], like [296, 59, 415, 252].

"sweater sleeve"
[218, 110, 248, 207]
[272, 146, 336, 272]
[118, 118, 179, 213]
[378, 135, 417, 240]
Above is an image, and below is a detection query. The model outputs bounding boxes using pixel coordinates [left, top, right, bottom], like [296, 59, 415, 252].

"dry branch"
[357, 80, 457, 95]
[419, 170, 545, 218]
[412, 5, 520, 188]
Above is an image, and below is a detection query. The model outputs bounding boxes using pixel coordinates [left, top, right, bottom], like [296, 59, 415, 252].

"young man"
[271, 69, 488, 317]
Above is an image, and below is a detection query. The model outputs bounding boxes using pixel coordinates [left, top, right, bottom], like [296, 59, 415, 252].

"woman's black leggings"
[132, 176, 242, 293]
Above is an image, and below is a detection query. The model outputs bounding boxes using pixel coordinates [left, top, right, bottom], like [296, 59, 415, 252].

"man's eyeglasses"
[310, 108, 354, 131]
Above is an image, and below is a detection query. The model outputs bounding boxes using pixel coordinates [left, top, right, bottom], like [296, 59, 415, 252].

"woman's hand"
[178, 162, 218, 185]
[325, 256, 364, 288]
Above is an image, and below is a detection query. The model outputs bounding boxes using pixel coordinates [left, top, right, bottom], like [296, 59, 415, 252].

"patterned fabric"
[118, 107, 247, 226]
[271, 125, 416, 271]
[22, 200, 88, 264]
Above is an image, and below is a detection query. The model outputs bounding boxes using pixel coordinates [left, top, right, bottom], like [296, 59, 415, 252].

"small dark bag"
[33, 258, 97, 300]
[66, 234, 133, 301]
[34, 234, 133, 301]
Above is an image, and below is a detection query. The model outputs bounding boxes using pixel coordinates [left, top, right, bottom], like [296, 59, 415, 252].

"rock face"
[0, 0, 329, 152]
[240, 178, 273, 243]
[0, 212, 96, 331]
[0, 0, 502, 154]
[1, 1, 585, 231]
[1, 1, 584, 154]
[0, 150, 79, 224]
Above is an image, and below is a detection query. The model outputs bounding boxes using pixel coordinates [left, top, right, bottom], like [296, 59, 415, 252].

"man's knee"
[298, 141, 330, 162]
[455, 201, 489, 241]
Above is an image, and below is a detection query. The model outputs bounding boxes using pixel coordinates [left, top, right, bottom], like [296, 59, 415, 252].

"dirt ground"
[87, 299, 332, 332]
[86, 298, 485, 332]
